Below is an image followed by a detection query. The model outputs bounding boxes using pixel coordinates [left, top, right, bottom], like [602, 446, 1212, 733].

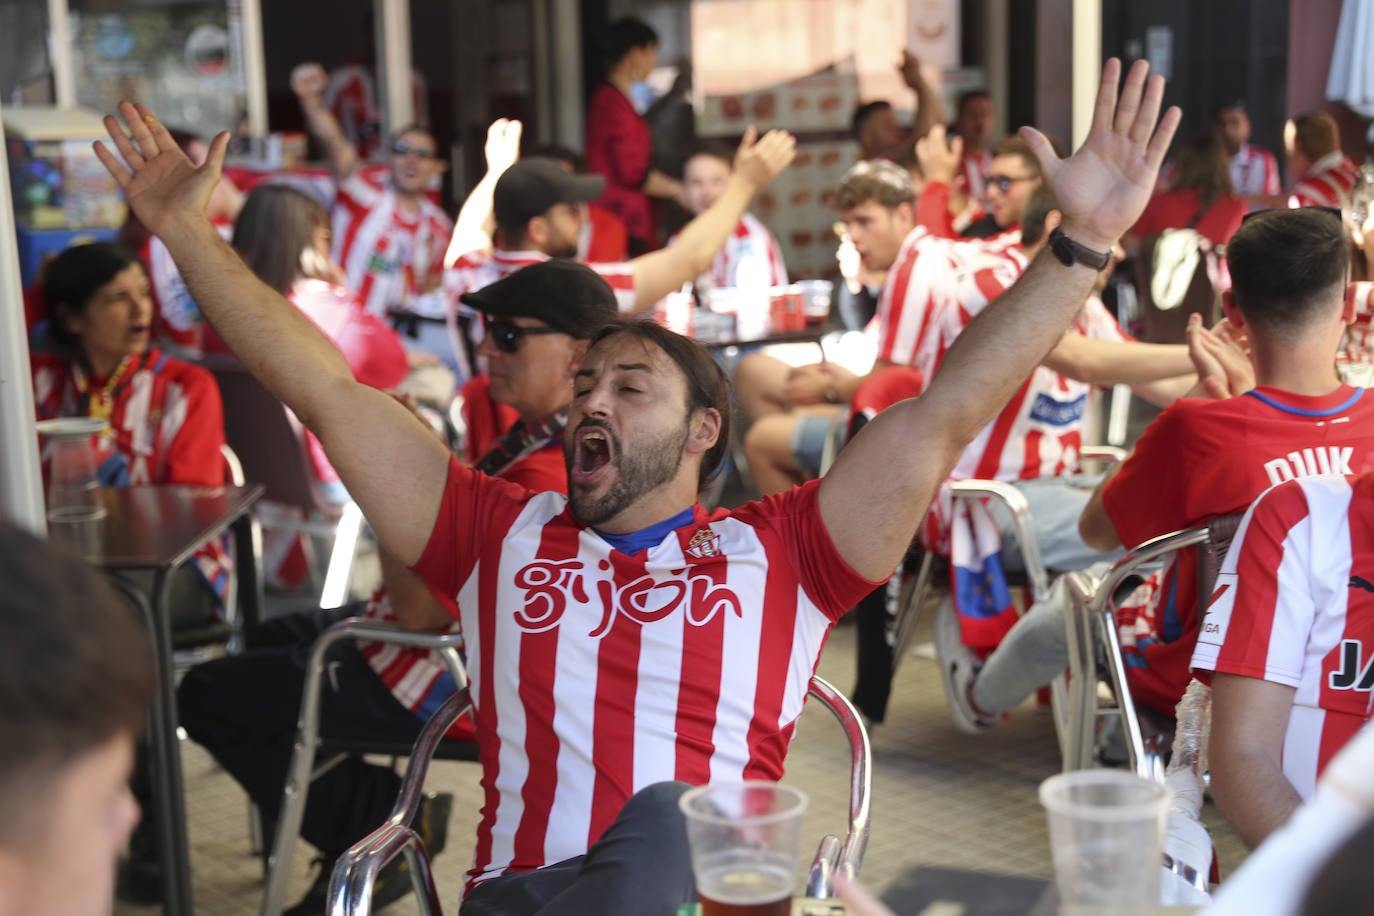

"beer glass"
[37, 418, 108, 561]
[679, 782, 808, 916]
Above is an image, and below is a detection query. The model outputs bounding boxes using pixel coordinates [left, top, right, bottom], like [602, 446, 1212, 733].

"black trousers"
[458, 782, 696, 916]
[177, 605, 427, 856]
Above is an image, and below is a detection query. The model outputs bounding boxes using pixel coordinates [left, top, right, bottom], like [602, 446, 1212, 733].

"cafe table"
[97, 483, 265, 916]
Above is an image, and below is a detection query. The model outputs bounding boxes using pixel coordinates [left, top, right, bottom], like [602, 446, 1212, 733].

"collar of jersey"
[593, 506, 696, 557]
[1243, 385, 1363, 417]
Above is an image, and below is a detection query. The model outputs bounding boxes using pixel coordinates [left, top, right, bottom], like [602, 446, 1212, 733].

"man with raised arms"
[95, 58, 1177, 914]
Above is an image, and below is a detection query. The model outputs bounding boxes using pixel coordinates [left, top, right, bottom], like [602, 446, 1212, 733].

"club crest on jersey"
[685, 528, 722, 559]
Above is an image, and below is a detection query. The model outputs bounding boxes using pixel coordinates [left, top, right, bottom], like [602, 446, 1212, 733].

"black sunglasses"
[391, 141, 437, 159]
[1241, 204, 1342, 224]
[485, 318, 563, 353]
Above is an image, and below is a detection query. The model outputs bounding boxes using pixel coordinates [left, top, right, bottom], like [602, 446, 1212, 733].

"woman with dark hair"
[1132, 132, 1246, 248]
[232, 183, 412, 503]
[584, 16, 686, 252]
[31, 242, 230, 601]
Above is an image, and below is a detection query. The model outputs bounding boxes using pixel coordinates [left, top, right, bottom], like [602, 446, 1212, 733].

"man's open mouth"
[572, 426, 616, 480]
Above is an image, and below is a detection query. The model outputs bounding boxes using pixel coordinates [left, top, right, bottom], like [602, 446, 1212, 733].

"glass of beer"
[679, 781, 808, 916]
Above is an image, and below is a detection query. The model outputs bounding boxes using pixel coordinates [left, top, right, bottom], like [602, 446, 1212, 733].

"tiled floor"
[115, 606, 1247, 916]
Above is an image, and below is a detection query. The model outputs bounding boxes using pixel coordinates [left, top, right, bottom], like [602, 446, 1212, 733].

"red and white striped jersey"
[962, 149, 993, 205]
[332, 171, 453, 317]
[1289, 153, 1360, 209]
[1104, 385, 1374, 716]
[668, 213, 788, 297]
[875, 225, 1026, 380]
[411, 466, 877, 888]
[146, 222, 234, 356]
[1193, 473, 1374, 799]
[948, 298, 1129, 483]
[1230, 144, 1282, 198]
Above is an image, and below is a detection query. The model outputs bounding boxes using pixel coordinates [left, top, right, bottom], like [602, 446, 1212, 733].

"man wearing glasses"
[292, 62, 453, 320]
[915, 132, 1044, 244]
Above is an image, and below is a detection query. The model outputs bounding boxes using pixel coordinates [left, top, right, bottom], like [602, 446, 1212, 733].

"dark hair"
[0, 521, 155, 846]
[834, 160, 916, 210]
[1020, 186, 1060, 247]
[43, 242, 142, 357]
[232, 184, 329, 295]
[684, 141, 735, 170]
[602, 17, 658, 72]
[529, 143, 583, 171]
[1168, 132, 1235, 211]
[955, 90, 991, 120]
[1227, 207, 1348, 339]
[590, 319, 732, 488]
[1301, 814, 1374, 915]
[1210, 101, 1246, 124]
[117, 128, 203, 255]
[851, 100, 893, 138]
[1289, 111, 1341, 162]
[991, 135, 1042, 175]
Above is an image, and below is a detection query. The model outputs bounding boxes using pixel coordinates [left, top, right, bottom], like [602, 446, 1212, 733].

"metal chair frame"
[260, 618, 473, 916]
[324, 674, 872, 915]
[1060, 513, 1241, 777]
[888, 446, 1125, 765]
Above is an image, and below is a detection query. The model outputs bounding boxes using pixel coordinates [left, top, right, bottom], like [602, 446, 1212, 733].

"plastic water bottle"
[733, 238, 771, 338]
[1351, 162, 1374, 226]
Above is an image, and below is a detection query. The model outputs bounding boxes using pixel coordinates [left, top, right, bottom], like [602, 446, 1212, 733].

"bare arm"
[379, 549, 456, 632]
[628, 127, 795, 310]
[291, 63, 360, 182]
[444, 118, 523, 267]
[643, 168, 687, 207]
[901, 51, 949, 143]
[96, 102, 449, 565]
[1078, 460, 1124, 551]
[1042, 334, 1192, 386]
[1208, 672, 1303, 847]
[818, 59, 1179, 580]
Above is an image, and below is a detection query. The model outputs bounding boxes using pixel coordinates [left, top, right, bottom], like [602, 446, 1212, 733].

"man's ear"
[567, 339, 592, 377]
[1220, 290, 1245, 330]
[684, 407, 722, 456]
[526, 215, 549, 248]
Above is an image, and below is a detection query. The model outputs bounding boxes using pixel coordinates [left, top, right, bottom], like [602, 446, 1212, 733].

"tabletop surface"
[96, 484, 264, 570]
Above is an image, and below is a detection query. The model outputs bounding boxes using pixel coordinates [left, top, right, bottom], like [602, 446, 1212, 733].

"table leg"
[150, 566, 194, 915]
[232, 511, 265, 632]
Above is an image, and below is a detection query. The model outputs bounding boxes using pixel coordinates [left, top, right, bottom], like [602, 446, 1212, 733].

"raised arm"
[444, 118, 523, 266]
[291, 63, 360, 182]
[901, 50, 949, 143]
[95, 103, 449, 565]
[819, 58, 1180, 580]
[627, 127, 795, 310]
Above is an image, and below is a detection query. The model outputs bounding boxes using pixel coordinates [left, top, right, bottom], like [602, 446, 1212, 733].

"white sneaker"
[934, 602, 995, 734]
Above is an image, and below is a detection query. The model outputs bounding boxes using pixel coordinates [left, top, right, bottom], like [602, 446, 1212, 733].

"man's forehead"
[581, 334, 676, 375]
[397, 129, 435, 148]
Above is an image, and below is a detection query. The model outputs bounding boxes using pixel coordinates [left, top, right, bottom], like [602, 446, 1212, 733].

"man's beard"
[566, 418, 691, 527]
[546, 237, 579, 259]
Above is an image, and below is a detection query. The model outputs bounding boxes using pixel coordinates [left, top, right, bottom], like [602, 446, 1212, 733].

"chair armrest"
[327, 687, 472, 915]
[804, 677, 871, 898]
[1080, 445, 1127, 467]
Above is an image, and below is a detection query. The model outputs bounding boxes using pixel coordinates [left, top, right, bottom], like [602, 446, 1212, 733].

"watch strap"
[1050, 227, 1113, 270]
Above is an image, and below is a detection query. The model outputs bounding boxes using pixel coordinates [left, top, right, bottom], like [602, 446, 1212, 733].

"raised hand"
[93, 102, 229, 239]
[734, 126, 797, 188]
[484, 118, 523, 175]
[898, 49, 924, 90]
[1021, 58, 1180, 254]
[290, 62, 328, 101]
[915, 124, 961, 185]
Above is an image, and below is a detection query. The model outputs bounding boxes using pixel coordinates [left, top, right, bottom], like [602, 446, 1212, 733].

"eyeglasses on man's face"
[391, 141, 437, 159]
[987, 173, 1038, 194]
[484, 318, 563, 354]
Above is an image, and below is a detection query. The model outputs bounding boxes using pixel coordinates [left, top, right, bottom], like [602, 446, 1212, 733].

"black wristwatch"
[1048, 227, 1113, 270]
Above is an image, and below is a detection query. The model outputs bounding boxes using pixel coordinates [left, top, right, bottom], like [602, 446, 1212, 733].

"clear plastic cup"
[679, 782, 807, 916]
[1038, 770, 1168, 913]
[38, 418, 108, 561]
[795, 279, 833, 325]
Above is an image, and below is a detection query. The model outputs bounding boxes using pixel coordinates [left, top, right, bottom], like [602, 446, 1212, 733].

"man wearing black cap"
[177, 261, 618, 915]
[437, 128, 795, 373]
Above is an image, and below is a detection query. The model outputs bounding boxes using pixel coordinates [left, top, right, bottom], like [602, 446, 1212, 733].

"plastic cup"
[679, 782, 807, 916]
[38, 418, 108, 561]
[796, 279, 833, 325]
[1038, 770, 1167, 913]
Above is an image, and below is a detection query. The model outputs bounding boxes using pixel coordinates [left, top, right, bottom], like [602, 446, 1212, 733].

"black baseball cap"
[459, 260, 619, 339]
[493, 158, 605, 229]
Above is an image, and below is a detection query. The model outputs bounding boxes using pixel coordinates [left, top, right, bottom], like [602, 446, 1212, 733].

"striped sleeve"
[588, 261, 640, 313]
[1192, 477, 1325, 684]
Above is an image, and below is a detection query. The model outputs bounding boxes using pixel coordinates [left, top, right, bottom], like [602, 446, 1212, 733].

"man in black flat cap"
[177, 261, 619, 916]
